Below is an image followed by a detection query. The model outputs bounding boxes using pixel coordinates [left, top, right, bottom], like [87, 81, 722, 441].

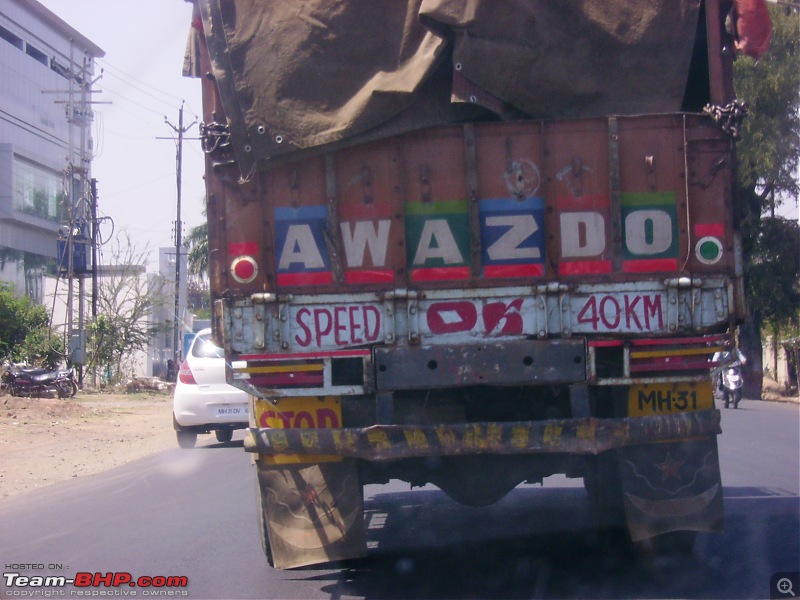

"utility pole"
[162, 102, 197, 368]
[44, 43, 108, 374]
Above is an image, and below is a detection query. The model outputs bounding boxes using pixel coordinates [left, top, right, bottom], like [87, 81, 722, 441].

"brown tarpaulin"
[192, 0, 705, 174]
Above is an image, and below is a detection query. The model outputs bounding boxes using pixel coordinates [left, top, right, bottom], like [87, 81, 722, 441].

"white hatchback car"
[172, 328, 249, 448]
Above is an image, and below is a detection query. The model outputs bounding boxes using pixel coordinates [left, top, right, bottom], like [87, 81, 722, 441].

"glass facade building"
[0, 0, 103, 301]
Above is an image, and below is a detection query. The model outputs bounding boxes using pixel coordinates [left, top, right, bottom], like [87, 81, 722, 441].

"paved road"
[1, 399, 798, 599]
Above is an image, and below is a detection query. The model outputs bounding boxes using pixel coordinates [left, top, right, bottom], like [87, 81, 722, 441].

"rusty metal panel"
[216, 115, 737, 298]
[543, 119, 615, 277]
[244, 410, 722, 460]
[374, 338, 586, 390]
[224, 277, 731, 361]
[332, 139, 406, 288]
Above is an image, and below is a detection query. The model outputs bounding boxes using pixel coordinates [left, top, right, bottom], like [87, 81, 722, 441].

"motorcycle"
[0, 365, 78, 399]
[719, 364, 744, 409]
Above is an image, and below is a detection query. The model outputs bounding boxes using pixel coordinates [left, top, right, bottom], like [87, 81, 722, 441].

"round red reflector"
[231, 256, 258, 283]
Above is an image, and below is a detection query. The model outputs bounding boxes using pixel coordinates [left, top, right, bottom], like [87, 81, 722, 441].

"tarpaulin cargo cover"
[191, 0, 705, 175]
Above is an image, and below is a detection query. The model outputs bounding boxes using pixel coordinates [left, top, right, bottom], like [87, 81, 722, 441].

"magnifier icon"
[778, 578, 796, 596]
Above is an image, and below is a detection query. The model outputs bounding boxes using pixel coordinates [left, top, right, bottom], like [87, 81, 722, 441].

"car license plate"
[216, 406, 248, 417]
[254, 396, 342, 465]
[628, 380, 714, 417]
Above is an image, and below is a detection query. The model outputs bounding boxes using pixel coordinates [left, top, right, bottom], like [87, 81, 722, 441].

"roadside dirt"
[0, 390, 177, 499]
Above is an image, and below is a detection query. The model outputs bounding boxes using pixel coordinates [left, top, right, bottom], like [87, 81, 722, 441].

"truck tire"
[585, 451, 630, 550]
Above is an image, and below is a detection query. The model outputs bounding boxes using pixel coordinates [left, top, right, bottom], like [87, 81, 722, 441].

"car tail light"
[178, 360, 196, 385]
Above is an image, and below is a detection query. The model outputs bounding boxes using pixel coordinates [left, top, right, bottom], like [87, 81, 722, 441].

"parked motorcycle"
[0, 365, 78, 399]
[720, 364, 744, 409]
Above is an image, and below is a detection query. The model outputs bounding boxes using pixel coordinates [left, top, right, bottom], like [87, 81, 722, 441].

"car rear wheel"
[176, 430, 197, 449]
[215, 429, 233, 443]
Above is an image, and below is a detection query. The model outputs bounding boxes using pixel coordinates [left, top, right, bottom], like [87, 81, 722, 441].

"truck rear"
[185, 0, 769, 568]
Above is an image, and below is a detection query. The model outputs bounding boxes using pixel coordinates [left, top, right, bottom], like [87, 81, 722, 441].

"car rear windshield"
[192, 334, 225, 359]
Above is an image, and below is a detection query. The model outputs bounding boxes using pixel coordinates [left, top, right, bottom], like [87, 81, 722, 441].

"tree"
[185, 208, 210, 319]
[85, 234, 171, 386]
[0, 283, 60, 367]
[186, 220, 209, 280]
[733, 3, 800, 393]
[735, 3, 800, 219]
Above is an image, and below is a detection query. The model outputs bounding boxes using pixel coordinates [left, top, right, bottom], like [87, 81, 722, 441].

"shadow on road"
[296, 485, 799, 599]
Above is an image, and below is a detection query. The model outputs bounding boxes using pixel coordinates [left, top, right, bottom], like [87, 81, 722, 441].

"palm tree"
[185, 221, 208, 280]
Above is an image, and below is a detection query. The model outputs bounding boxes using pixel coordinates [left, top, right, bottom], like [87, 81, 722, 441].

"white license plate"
[216, 407, 248, 417]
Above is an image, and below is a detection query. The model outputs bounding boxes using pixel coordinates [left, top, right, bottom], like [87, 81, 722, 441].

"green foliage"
[186, 220, 209, 280]
[734, 5, 800, 339]
[87, 313, 159, 385]
[745, 217, 800, 328]
[186, 278, 210, 319]
[735, 4, 800, 215]
[83, 234, 171, 386]
[185, 203, 211, 319]
[0, 283, 60, 367]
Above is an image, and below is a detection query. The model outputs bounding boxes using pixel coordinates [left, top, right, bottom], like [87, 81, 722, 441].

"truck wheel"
[585, 452, 629, 547]
[215, 429, 233, 443]
[176, 430, 197, 449]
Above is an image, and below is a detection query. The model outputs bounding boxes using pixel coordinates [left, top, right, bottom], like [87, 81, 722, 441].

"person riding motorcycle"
[713, 344, 747, 408]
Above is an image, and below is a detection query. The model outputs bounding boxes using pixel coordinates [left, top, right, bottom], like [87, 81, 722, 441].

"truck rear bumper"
[244, 409, 720, 461]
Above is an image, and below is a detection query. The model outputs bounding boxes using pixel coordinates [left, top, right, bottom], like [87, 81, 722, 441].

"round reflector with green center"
[695, 236, 723, 264]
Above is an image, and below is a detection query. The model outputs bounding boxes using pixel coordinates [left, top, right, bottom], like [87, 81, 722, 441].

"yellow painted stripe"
[243, 364, 324, 374]
[631, 346, 723, 359]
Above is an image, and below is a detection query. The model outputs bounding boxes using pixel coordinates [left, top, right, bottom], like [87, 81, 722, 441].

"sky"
[36, 0, 206, 272]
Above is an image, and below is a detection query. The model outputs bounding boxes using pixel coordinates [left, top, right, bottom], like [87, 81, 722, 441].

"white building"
[146, 246, 189, 379]
[0, 0, 103, 302]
